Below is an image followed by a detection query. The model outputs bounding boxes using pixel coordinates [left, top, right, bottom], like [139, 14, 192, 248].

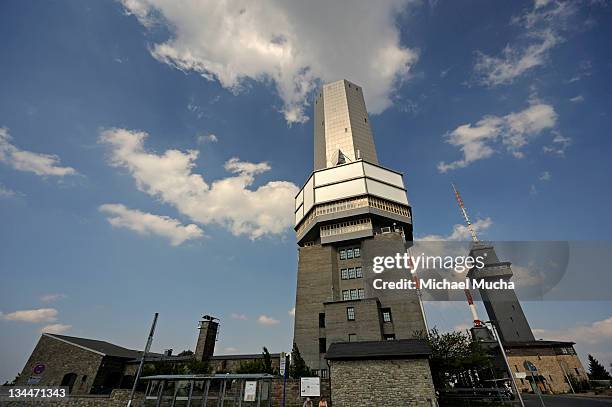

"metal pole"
[127, 312, 159, 407]
[487, 321, 525, 407]
[281, 363, 287, 407]
[557, 360, 575, 394]
[530, 370, 546, 407]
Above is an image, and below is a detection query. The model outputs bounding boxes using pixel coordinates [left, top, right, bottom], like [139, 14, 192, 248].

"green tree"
[587, 354, 612, 380]
[289, 342, 312, 379]
[416, 328, 492, 389]
[236, 347, 276, 374]
[178, 350, 194, 357]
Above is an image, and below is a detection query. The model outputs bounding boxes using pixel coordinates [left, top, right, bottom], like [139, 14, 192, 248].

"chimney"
[194, 315, 219, 362]
[163, 349, 173, 357]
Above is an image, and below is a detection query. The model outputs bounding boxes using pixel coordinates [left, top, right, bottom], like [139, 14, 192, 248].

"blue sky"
[1, 0, 611, 382]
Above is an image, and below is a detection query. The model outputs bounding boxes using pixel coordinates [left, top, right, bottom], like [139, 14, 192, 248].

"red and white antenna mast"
[452, 183, 482, 327]
[452, 183, 479, 243]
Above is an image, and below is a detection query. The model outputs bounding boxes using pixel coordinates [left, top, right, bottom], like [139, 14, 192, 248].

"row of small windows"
[340, 267, 363, 280]
[345, 306, 392, 322]
[339, 247, 360, 259]
[342, 289, 365, 301]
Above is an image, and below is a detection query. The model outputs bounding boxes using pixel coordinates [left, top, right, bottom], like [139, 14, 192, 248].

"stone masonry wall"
[15, 335, 103, 395]
[330, 358, 435, 407]
[0, 389, 142, 407]
[507, 353, 587, 394]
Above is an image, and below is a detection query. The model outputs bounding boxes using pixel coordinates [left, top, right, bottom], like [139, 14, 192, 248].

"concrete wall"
[329, 358, 435, 407]
[15, 335, 103, 395]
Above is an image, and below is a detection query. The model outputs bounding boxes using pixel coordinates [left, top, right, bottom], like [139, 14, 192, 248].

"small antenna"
[452, 183, 479, 243]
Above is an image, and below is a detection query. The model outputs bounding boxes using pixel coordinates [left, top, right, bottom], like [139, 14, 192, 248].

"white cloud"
[569, 95, 584, 103]
[224, 347, 240, 353]
[533, 316, 612, 345]
[0, 184, 16, 198]
[119, 0, 418, 124]
[420, 218, 493, 241]
[231, 313, 248, 321]
[41, 323, 71, 334]
[40, 293, 66, 303]
[99, 203, 203, 246]
[99, 128, 298, 239]
[197, 133, 218, 144]
[288, 307, 295, 316]
[257, 315, 280, 325]
[0, 128, 77, 177]
[543, 132, 571, 156]
[0, 308, 58, 323]
[539, 171, 551, 181]
[438, 103, 557, 172]
[474, 1, 575, 86]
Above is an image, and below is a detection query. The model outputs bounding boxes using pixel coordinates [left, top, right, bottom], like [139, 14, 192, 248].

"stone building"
[326, 340, 436, 407]
[14, 315, 279, 395]
[505, 340, 587, 394]
[293, 79, 427, 376]
[15, 332, 141, 394]
[467, 242, 586, 394]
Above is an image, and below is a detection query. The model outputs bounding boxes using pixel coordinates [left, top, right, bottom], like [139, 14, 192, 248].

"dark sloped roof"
[326, 339, 431, 360]
[44, 333, 142, 359]
[504, 340, 575, 348]
[211, 353, 282, 360]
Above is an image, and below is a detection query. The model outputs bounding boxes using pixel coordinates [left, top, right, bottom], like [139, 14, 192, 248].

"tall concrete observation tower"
[293, 80, 426, 376]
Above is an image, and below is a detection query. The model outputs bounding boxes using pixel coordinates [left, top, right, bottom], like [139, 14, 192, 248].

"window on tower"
[348, 268, 356, 279]
[358, 289, 365, 299]
[350, 289, 358, 300]
[381, 308, 392, 323]
[339, 249, 346, 260]
[347, 307, 355, 321]
[355, 267, 363, 278]
[342, 290, 350, 301]
[341, 268, 349, 280]
[346, 248, 354, 259]
[319, 338, 326, 353]
[319, 313, 325, 328]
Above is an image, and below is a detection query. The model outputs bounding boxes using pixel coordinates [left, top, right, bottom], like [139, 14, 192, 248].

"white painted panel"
[314, 162, 364, 186]
[295, 189, 303, 211]
[303, 177, 315, 215]
[365, 179, 408, 205]
[295, 206, 304, 225]
[363, 162, 404, 188]
[315, 178, 367, 203]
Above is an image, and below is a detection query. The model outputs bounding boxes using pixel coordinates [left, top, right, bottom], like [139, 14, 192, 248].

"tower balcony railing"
[320, 218, 372, 238]
[295, 195, 410, 237]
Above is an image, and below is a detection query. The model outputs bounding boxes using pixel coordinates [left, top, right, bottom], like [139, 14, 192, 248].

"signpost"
[300, 377, 320, 398]
[524, 360, 545, 407]
[280, 352, 287, 407]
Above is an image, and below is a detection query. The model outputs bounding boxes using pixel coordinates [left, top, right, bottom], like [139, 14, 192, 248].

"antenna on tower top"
[451, 183, 482, 327]
[452, 183, 479, 243]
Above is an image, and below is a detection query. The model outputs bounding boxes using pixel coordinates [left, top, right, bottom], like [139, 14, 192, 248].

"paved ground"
[522, 393, 612, 406]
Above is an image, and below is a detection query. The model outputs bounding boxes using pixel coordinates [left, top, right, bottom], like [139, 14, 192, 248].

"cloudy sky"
[1, 0, 611, 382]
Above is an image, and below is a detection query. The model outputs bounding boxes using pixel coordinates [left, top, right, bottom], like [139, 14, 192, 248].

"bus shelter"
[141, 374, 275, 407]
